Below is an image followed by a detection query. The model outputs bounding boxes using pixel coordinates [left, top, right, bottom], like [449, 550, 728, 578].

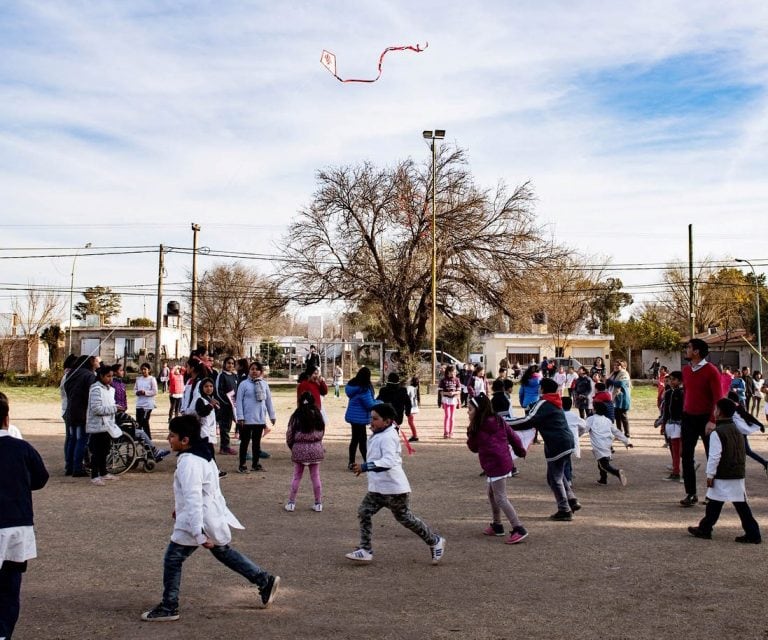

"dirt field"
[6, 387, 768, 640]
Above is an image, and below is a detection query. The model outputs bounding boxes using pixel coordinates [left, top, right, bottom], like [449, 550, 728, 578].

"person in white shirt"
[346, 403, 445, 565]
[554, 366, 567, 396]
[579, 401, 632, 486]
[135, 363, 158, 439]
[0, 391, 49, 639]
[688, 399, 761, 543]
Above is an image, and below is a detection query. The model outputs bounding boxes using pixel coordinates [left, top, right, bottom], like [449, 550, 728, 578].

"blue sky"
[0, 0, 766, 323]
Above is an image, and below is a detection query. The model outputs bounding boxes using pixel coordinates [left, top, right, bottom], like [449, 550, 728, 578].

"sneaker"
[408, 436, 419, 442]
[253, 464, 265, 472]
[505, 526, 529, 545]
[312, 503, 323, 512]
[345, 548, 373, 563]
[141, 604, 180, 622]
[510, 469, 520, 477]
[91, 477, 106, 486]
[687, 526, 711, 540]
[666, 464, 674, 471]
[663, 473, 681, 481]
[237, 466, 250, 474]
[549, 510, 573, 521]
[430, 536, 446, 564]
[595, 479, 608, 486]
[483, 522, 505, 537]
[259, 575, 280, 608]
[618, 469, 627, 487]
[679, 495, 698, 507]
[284, 501, 295, 512]
[102, 474, 119, 481]
[259, 450, 271, 459]
[155, 449, 171, 461]
[568, 499, 582, 512]
[734, 535, 762, 544]
[219, 447, 237, 455]
[218, 470, 228, 479]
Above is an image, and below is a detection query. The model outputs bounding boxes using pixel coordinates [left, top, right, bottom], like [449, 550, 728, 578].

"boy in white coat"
[346, 403, 445, 565]
[579, 401, 632, 486]
[141, 415, 279, 622]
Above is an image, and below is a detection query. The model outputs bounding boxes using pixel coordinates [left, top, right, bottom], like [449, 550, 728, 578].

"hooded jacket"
[64, 367, 96, 426]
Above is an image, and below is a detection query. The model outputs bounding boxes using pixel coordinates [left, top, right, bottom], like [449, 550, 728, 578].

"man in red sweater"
[680, 339, 724, 507]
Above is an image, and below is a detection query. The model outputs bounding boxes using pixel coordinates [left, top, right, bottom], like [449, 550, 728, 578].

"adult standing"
[751, 372, 764, 416]
[607, 360, 632, 438]
[649, 357, 661, 381]
[0, 392, 49, 639]
[216, 357, 239, 455]
[235, 362, 276, 473]
[304, 345, 321, 372]
[573, 367, 593, 419]
[741, 367, 753, 412]
[64, 355, 99, 477]
[135, 362, 158, 440]
[344, 366, 377, 470]
[458, 363, 473, 408]
[680, 339, 724, 507]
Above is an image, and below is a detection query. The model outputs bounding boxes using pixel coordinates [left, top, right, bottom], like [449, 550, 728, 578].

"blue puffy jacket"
[518, 376, 541, 409]
[345, 383, 377, 425]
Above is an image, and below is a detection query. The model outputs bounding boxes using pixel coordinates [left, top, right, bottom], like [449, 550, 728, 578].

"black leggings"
[136, 408, 153, 439]
[348, 423, 368, 467]
[168, 397, 182, 419]
[239, 424, 265, 469]
[88, 432, 111, 479]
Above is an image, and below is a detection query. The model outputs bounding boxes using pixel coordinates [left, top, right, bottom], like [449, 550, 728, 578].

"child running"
[285, 392, 325, 512]
[346, 403, 445, 564]
[508, 378, 580, 520]
[141, 415, 280, 622]
[580, 402, 632, 486]
[466, 393, 529, 544]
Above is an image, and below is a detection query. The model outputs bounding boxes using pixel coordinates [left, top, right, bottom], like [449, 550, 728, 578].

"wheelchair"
[83, 411, 160, 475]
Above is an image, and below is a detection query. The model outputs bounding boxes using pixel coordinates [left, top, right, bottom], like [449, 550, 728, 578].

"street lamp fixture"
[736, 258, 762, 369]
[68, 242, 92, 354]
[423, 129, 445, 387]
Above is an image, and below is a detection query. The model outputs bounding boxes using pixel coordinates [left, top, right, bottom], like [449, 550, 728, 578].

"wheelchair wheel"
[143, 459, 156, 473]
[106, 433, 137, 475]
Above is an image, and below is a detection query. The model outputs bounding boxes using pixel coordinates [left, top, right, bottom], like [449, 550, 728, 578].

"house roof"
[685, 328, 753, 347]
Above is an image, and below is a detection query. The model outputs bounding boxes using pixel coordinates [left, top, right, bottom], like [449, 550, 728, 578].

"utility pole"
[154, 244, 164, 376]
[688, 224, 695, 337]
[190, 223, 201, 351]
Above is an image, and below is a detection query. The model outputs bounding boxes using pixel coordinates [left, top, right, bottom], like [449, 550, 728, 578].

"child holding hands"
[467, 393, 529, 544]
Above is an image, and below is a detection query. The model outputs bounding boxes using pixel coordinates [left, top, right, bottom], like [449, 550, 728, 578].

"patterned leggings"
[357, 492, 438, 552]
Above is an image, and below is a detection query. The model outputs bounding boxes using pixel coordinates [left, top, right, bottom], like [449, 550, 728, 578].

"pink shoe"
[483, 523, 505, 537]
[505, 527, 529, 545]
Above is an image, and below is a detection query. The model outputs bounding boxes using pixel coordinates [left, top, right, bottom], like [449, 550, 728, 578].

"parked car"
[384, 349, 464, 379]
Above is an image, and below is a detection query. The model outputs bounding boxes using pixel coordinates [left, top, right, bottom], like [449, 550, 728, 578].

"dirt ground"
[7, 388, 768, 640]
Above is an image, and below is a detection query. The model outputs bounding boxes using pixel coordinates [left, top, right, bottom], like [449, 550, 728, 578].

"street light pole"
[422, 129, 445, 388]
[68, 242, 92, 354]
[190, 223, 201, 352]
[736, 257, 762, 368]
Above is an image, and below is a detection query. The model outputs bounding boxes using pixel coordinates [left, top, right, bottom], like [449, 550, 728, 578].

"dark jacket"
[0, 434, 49, 529]
[377, 383, 412, 425]
[467, 415, 526, 477]
[661, 387, 684, 423]
[508, 398, 574, 461]
[713, 420, 745, 480]
[64, 367, 96, 426]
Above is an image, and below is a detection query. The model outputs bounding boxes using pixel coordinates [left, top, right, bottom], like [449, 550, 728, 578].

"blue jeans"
[65, 424, 88, 474]
[162, 541, 270, 609]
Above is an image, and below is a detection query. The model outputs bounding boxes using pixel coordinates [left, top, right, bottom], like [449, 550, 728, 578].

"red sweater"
[682, 362, 723, 421]
[297, 379, 328, 408]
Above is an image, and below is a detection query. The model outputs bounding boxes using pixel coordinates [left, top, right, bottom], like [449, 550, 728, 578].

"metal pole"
[190, 223, 201, 351]
[154, 244, 164, 376]
[431, 138, 437, 387]
[688, 224, 695, 337]
[68, 242, 91, 354]
[736, 258, 762, 368]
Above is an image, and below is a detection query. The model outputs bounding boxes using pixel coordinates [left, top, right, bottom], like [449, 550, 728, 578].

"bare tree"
[280, 147, 560, 358]
[191, 263, 287, 355]
[12, 287, 64, 372]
